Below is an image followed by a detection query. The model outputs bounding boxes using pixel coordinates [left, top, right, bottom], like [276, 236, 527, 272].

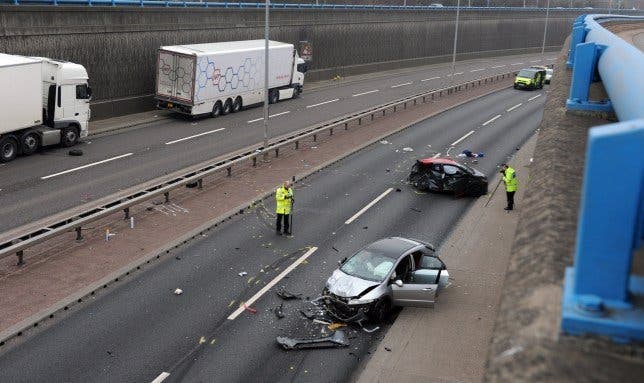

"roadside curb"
[0, 79, 513, 347]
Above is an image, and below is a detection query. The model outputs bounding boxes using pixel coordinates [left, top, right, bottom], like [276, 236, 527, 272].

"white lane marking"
[450, 130, 475, 146]
[352, 89, 379, 97]
[491, 65, 506, 68]
[151, 372, 170, 383]
[41, 153, 133, 180]
[470, 68, 485, 72]
[446, 72, 464, 76]
[306, 98, 340, 108]
[421, 76, 441, 82]
[227, 247, 318, 320]
[391, 82, 413, 88]
[165, 128, 225, 145]
[482, 114, 502, 126]
[511, 62, 525, 65]
[506, 103, 523, 112]
[528, 94, 542, 101]
[247, 111, 291, 124]
[345, 188, 394, 225]
[432, 152, 442, 158]
[546, 58, 556, 61]
[530, 60, 541, 63]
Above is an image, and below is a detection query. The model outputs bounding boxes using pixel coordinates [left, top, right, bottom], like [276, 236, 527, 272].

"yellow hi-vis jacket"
[275, 186, 294, 215]
[503, 167, 518, 192]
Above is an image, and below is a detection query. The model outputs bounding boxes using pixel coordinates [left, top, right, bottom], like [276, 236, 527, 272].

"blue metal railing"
[0, 0, 628, 11]
[562, 14, 644, 343]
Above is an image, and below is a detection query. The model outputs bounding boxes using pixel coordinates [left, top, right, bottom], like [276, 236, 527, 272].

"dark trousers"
[276, 213, 290, 233]
[506, 191, 516, 210]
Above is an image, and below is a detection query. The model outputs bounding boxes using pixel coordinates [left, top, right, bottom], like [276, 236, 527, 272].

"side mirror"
[338, 257, 347, 266]
[395, 280, 403, 287]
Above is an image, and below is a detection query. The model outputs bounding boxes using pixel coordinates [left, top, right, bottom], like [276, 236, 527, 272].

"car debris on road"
[408, 157, 488, 197]
[276, 330, 350, 350]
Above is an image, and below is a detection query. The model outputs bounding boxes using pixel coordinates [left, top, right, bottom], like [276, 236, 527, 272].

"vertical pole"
[541, 0, 550, 57]
[263, 0, 270, 162]
[450, 0, 461, 87]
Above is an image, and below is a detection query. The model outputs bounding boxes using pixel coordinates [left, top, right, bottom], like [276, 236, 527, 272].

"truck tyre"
[269, 89, 279, 104]
[211, 101, 223, 118]
[292, 86, 300, 98]
[20, 131, 40, 156]
[232, 97, 242, 112]
[61, 126, 79, 147]
[0, 136, 19, 163]
[223, 99, 233, 115]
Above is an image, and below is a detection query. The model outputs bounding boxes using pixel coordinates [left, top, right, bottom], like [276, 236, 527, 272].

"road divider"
[306, 99, 339, 108]
[451, 130, 475, 146]
[352, 90, 379, 97]
[482, 114, 502, 126]
[345, 188, 394, 224]
[41, 153, 134, 180]
[227, 247, 318, 320]
[165, 128, 225, 145]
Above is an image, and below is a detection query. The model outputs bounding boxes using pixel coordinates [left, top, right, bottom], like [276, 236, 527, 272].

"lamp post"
[541, 0, 550, 57]
[263, 0, 269, 161]
[450, 0, 461, 85]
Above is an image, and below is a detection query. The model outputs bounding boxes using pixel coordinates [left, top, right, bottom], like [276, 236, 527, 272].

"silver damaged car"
[322, 237, 449, 322]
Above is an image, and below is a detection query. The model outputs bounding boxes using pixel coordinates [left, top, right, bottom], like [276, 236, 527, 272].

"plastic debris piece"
[243, 303, 257, 314]
[395, 188, 401, 192]
[384, 347, 392, 352]
[332, 246, 339, 252]
[402, 147, 414, 152]
[238, 271, 248, 277]
[410, 207, 422, 213]
[275, 303, 285, 319]
[328, 322, 347, 331]
[379, 140, 389, 145]
[68, 149, 83, 156]
[362, 325, 380, 333]
[276, 287, 302, 300]
[300, 310, 316, 320]
[313, 319, 331, 325]
[174, 288, 183, 295]
[276, 330, 350, 350]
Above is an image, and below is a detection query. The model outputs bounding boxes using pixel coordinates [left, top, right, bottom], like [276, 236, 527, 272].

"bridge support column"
[566, 42, 613, 114]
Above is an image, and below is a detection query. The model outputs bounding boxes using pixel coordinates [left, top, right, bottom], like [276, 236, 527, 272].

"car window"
[394, 255, 413, 283]
[420, 256, 443, 270]
[340, 249, 395, 282]
[443, 165, 461, 175]
[517, 69, 535, 78]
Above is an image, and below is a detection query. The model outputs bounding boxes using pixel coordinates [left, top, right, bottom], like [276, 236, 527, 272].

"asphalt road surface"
[0, 53, 555, 232]
[0, 87, 546, 383]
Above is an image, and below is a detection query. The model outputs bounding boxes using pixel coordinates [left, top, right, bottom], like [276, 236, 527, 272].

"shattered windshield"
[340, 249, 395, 282]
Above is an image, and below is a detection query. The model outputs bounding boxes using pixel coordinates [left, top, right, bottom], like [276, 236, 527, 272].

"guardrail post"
[275, 148, 279, 157]
[370, 113, 374, 121]
[197, 179, 203, 189]
[76, 227, 83, 241]
[295, 140, 299, 149]
[329, 128, 333, 136]
[17, 251, 24, 266]
[344, 123, 349, 130]
[123, 208, 130, 220]
[403, 102, 407, 109]
[358, 118, 362, 125]
[313, 134, 317, 142]
[227, 167, 232, 177]
[252, 157, 257, 167]
[566, 42, 613, 113]
[561, 120, 644, 343]
[393, 106, 397, 112]
[164, 192, 170, 203]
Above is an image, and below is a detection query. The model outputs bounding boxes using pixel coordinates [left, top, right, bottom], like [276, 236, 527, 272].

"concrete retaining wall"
[1, 6, 581, 118]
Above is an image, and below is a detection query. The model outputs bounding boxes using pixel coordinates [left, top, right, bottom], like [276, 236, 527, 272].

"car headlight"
[348, 298, 376, 305]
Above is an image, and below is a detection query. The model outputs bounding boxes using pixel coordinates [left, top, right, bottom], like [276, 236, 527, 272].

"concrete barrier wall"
[1, 6, 581, 118]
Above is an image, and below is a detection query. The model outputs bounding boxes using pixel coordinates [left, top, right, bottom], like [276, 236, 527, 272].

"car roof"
[418, 157, 459, 166]
[365, 237, 422, 258]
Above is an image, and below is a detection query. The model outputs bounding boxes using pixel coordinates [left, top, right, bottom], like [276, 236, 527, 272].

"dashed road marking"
[151, 372, 170, 383]
[247, 111, 291, 124]
[506, 103, 523, 112]
[470, 68, 485, 72]
[446, 72, 464, 76]
[451, 130, 475, 146]
[41, 153, 133, 180]
[391, 82, 413, 88]
[528, 94, 542, 101]
[482, 114, 502, 126]
[227, 247, 319, 320]
[352, 89, 379, 97]
[306, 99, 340, 108]
[491, 65, 506, 68]
[165, 128, 225, 145]
[530, 60, 541, 63]
[511, 62, 525, 65]
[432, 152, 442, 158]
[345, 188, 394, 224]
[421, 76, 441, 82]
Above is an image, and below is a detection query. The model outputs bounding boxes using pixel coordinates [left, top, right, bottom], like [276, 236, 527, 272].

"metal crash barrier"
[562, 14, 644, 342]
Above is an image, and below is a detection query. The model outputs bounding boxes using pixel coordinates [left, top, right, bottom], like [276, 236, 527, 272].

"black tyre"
[60, 126, 79, 147]
[0, 136, 19, 163]
[369, 298, 391, 323]
[269, 89, 279, 104]
[232, 97, 243, 113]
[223, 99, 233, 115]
[292, 86, 300, 98]
[211, 101, 223, 118]
[20, 131, 40, 156]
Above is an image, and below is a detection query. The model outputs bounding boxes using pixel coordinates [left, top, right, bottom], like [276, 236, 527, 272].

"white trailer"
[0, 53, 91, 163]
[155, 40, 307, 117]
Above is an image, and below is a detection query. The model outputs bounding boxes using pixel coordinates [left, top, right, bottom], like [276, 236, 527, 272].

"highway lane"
[0, 87, 545, 383]
[0, 52, 554, 232]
